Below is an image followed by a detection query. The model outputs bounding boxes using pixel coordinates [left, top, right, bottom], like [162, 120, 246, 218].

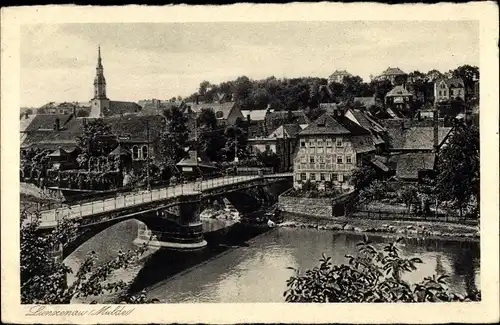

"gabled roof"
[329, 70, 351, 78]
[435, 78, 465, 89]
[105, 115, 165, 143]
[188, 102, 239, 120]
[176, 150, 217, 169]
[265, 110, 310, 126]
[48, 148, 69, 157]
[268, 124, 302, 139]
[381, 67, 407, 76]
[241, 109, 268, 121]
[109, 145, 131, 156]
[385, 85, 413, 98]
[390, 152, 436, 179]
[387, 126, 453, 151]
[299, 113, 371, 136]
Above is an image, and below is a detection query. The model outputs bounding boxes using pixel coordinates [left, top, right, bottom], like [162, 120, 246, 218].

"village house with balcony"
[293, 108, 376, 190]
[377, 67, 408, 85]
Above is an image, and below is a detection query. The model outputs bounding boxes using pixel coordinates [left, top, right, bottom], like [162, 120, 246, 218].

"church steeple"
[93, 45, 107, 99]
[89, 45, 110, 118]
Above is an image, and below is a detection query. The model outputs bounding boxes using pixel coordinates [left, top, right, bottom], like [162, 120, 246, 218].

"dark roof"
[347, 109, 386, 146]
[382, 67, 407, 76]
[268, 124, 302, 139]
[177, 150, 217, 169]
[390, 152, 436, 179]
[105, 115, 165, 142]
[265, 110, 309, 127]
[48, 148, 69, 157]
[299, 113, 371, 136]
[187, 102, 239, 120]
[24, 114, 73, 132]
[387, 126, 453, 150]
[105, 101, 142, 116]
[329, 70, 351, 78]
[385, 85, 413, 98]
[435, 78, 465, 89]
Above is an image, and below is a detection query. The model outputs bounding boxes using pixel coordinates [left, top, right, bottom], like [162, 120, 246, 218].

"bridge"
[36, 173, 293, 258]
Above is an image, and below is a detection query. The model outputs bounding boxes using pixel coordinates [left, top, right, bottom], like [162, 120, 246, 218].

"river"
[65, 218, 480, 303]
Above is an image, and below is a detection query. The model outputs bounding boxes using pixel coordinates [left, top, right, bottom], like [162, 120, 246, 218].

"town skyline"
[21, 21, 478, 107]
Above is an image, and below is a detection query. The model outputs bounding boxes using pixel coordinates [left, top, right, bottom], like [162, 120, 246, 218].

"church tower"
[89, 46, 110, 117]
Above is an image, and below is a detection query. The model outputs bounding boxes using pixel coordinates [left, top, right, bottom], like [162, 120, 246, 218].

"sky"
[20, 21, 479, 107]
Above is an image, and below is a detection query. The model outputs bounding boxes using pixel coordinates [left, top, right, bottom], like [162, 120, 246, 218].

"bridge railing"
[38, 172, 283, 226]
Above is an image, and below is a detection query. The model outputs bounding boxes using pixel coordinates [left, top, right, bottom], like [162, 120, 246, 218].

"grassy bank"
[278, 212, 479, 241]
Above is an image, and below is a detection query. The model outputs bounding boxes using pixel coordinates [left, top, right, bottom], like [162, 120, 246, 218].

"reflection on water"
[65, 220, 480, 303]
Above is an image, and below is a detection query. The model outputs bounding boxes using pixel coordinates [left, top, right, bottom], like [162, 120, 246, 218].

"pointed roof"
[176, 150, 217, 169]
[385, 85, 413, 98]
[48, 148, 68, 157]
[435, 78, 464, 88]
[299, 112, 371, 136]
[97, 45, 103, 69]
[382, 67, 407, 76]
[109, 144, 131, 156]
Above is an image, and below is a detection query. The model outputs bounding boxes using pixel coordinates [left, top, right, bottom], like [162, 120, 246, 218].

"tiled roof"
[24, 114, 74, 132]
[299, 113, 371, 136]
[187, 102, 238, 120]
[436, 78, 465, 89]
[329, 70, 351, 78]
[105, 101, 142, 116]
[385, 85, 413, 98]
[347, 109, 386, 146]
[382, 67, 407, 76]
[265, 110, 310, 130]
[390, 152, 436, 179]
[387, 126, 453, 150]
[109, 144, 131, 156]
[268, 124, 301, 139]
[351, 135, 376, 153]
[241, 109, 268, 121]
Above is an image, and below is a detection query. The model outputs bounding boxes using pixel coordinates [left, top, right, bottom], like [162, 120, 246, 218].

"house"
[47, 147, 81, 170]
[187, 101, 243, 126]
[248, 124, 301, 172]
[388, 152, 436, 182]
[139, 99, 186, 116]
[434, 78, 465, 104]
[328, 70, 352, 84]
[177, 149, 218, 180]
[241, 109, 269, 137]
[264, 110, 310, 134]
[378, 67, 407, 85]
[37, 102, 90, 115]
[344, 108, 387, 152]
[293, 107, 375, 190]
[385, 85, 413, 111]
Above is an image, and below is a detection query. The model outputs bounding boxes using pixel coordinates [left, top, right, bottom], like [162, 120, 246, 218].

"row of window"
[438, 89, 462, 97]
[132, 145, 149, 161]
[300, 154, 352, 164]
[298, 172, 348, 182]
[300, 138, 343, 148]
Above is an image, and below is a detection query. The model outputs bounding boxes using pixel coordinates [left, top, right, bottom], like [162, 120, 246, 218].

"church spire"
[97, 45, 103, 69]
[93, 45, 107, 99]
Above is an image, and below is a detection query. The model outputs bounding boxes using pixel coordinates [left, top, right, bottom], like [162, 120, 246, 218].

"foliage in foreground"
[20, 209, 150, 304]
[285, 236, 480, 303]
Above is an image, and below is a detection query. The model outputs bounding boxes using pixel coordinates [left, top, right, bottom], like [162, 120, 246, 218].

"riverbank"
[278, 213, 479, 241]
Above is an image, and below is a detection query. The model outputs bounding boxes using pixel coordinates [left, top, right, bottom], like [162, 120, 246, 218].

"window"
[300, 140, 306, 147]
[300, 173, 306, 181]
[265, 144, 270, 151]
[300, 155, 306, 163]
[309, 156, 315, 164]
[337, 156, 343, 164]
[319, 155, 325, 163]
[132, 146, 140, 160]
[326, 147, 332, 154]
[331, 173, 338, 182]
[346, 155, 352, 164]
[326, 139, 332, 147]
[317, 147, 324, 154]
[443, 90, 447, 96]
[438, 90, 442, 96]
[320, 173, 325, 181]
[142, 145, 149, 160]
[336, 138, 343, 147]
[309, 139, 316, 147]
[317, 139, 323, 147]
[310, 173, 316, 181]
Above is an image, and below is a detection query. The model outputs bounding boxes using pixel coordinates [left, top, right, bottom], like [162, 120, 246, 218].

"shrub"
[285, 236, 480, 303]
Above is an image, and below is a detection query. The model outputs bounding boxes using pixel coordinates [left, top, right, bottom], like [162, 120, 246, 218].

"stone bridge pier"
[134, 193, 207, 250]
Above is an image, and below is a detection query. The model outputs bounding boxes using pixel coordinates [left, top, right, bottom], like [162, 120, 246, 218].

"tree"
[76, 109, 90, 117]
[198, 80, 211, 97]
[359, 180, 388, 203]
[285, 236, 480, 302]
[20, 209, 149, 304]
[435, 124, 479, 218]
[351, 164, 378, 191]
[369, 79, 393, 103]
[256, 148, 280, 172]
[451, 65, 479, 97]
[222, 118, 249, 161]
[398, 185, 418, 214]
[196, 108, 224, 161]
[160, 105, 189, 166]
[76, 118, 116, 157]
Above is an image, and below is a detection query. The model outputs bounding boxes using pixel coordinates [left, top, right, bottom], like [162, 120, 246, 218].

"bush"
[285, 236, 480, 303]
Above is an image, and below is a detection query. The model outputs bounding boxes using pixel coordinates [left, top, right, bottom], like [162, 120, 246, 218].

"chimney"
[400, 120, 405, 132]
[54, 117, 60, 131]
[196, 95, 199, 105]
[83, 118, 87, 127]
[247, 114, 251, 122]
[433, 108, 439, 153]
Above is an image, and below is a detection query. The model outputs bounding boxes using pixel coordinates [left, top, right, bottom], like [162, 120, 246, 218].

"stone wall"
[278, 195, 332, 218]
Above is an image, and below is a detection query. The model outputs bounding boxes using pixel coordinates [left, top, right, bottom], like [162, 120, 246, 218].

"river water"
[65, 218, 480, 303]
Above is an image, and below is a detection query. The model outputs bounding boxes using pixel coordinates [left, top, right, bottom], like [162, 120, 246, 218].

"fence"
[351, 208, 477, 225]
[38, 172, 289, 226]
